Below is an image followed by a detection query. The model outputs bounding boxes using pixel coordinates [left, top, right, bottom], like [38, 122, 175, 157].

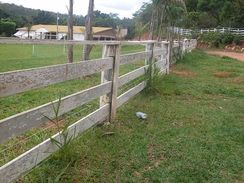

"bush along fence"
[0, 38, 197, 183]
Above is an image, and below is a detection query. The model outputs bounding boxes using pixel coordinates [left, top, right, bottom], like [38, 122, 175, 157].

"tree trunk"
[82, 0, 94, 61]
[149, 10, 155, 40]
[67, 0, 74, 63]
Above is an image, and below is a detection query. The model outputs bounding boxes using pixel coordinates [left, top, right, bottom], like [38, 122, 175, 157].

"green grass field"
[1, 48, 244, 182]
[0, 44, 145, 72]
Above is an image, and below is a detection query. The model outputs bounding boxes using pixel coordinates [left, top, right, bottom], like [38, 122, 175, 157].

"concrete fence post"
[100, 44, 120, 122]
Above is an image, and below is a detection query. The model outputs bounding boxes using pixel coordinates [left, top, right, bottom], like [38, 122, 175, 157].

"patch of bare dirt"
[41, 119, 66, 130]
[206, 51, 244, 62]
[171, 70, 197, 77]
[235, 181, 244, 183]
[213, 71, 234, 78]
[133, 171, 142, 178]
[233, 77, 244, 84]
[143, 143, 166, 172]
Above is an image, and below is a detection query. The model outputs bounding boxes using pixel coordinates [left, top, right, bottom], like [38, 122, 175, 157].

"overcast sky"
[0, 0, 151, 18]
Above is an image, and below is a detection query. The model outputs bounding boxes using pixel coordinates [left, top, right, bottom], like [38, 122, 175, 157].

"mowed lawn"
[0, 44, 145, 72]
[14, 50, 243, 182]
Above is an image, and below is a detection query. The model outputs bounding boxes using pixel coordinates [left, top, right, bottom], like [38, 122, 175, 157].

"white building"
[14, 24, 127, 41]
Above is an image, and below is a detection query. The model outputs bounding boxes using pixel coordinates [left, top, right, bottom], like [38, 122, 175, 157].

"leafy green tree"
[0, 19, 16, 36]
[184, 0, 244, 28]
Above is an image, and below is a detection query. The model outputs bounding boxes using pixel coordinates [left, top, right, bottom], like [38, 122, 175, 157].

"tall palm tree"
[150, 0, 186, 40]
[82, 0, 94, 60]
[135, 21, 149, 40]
[149, 0, 186, 62]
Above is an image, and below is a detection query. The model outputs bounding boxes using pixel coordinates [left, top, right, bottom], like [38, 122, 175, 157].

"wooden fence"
[0, 38, 197, 183]
[174, 27, 244, 37]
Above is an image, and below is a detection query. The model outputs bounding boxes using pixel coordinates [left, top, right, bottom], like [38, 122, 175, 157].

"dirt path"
[206, 51, 244, 62]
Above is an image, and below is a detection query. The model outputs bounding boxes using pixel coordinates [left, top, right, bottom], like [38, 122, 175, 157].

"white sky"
[0, 0, 151, 18]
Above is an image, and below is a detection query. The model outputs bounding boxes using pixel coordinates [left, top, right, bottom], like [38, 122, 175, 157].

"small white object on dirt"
[136, 112, 147, 120]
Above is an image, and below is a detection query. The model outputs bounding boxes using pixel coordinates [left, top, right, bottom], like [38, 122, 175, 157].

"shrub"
[221, 33, 234, 44]
[199, 31, 243, 47]
[233, 35, 242, 45]
[0, 19, 16, 37]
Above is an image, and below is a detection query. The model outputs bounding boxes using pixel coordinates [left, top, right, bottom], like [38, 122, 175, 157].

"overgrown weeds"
[144, 58, 163, 95]
[44, 95, 75, 160]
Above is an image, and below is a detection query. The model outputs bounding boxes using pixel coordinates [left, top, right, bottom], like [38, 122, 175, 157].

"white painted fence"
[173, 27, 244, 37]
[0, 38, 197, 183]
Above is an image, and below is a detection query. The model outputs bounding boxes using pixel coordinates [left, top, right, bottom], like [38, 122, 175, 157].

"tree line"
[1, 1, 243, 39]
[133, 0, 244, 38]
[0, 2, 135, 38]
[185, 0, 244, 28]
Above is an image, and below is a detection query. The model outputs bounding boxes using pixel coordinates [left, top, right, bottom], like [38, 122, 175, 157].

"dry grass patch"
[171, 69, 197, 77]
[213, 71, 234, 78]
[233, 77, 244, 84]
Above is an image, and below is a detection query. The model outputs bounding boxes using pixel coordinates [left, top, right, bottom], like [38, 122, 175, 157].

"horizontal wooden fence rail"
[118, 66, 148, 87]
[0, 37, 120, 45]
[0, 39, 197, 183]
[117, 81, 146, 108]
[0, 58, 113, 97]
[0, 65, 148, 143]
[0, 104, 110, 183]
[0, 82, 112, 143]
[120, 51, 150, 65]
[0, 38, 161, 45]
[1, 49, 165, 98]
[0, 80, 148, 183]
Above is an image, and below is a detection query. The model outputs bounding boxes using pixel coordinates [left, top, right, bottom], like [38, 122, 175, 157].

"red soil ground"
[206, 51, 244, 62]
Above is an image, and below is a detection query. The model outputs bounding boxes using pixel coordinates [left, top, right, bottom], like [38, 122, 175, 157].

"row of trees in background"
[133, 0, 244, 40]
[0, 2, 136, 39]
[1, 1, 243, 41]
[0, 3, 84, 27]
[185, 0, 244, 28]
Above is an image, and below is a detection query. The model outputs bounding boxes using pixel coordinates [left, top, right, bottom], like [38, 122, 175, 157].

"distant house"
[14, 24, 127, 41]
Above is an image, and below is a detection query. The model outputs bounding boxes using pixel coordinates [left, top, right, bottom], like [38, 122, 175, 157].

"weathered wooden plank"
[120, 51, 150, 65]
[0, 104, 109, 183]
[155, 60, 167, 74]
[0, 58, 113, 97]
[121, 40, 157, 45]
[110, 45, 121, 121]
[0, 82, 112, 143]
[117, 81, 146, 107]
[118, 66, 147, 87]
[0, 38, 159, 46]
[145, 43, 153, 65]
[100, 45, 114, 107]
[153, 48, 167, 57]
[0, 38, 120, 45]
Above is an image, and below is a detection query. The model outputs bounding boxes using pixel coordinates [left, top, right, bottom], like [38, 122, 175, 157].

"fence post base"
[100, 44, 120, 122]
